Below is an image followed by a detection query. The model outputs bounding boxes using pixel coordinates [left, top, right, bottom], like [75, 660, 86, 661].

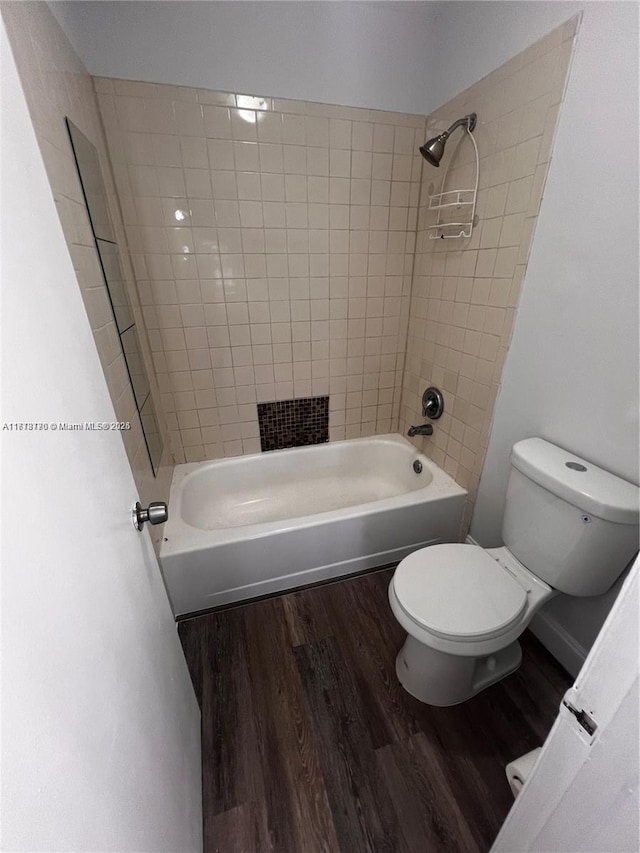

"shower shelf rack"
[426, 127, 479, 240]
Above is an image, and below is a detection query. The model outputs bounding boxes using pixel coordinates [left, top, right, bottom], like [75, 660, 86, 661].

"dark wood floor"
[178, 568, 571, 853]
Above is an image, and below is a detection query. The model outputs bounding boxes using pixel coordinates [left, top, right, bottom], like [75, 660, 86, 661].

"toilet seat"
[392, 544, 528, 644]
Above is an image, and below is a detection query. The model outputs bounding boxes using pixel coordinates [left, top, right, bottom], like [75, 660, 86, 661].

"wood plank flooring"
[178, 568, 571, 852]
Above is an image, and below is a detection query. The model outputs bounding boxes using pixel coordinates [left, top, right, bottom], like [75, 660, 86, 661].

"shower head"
[419, 135, 447, 167]
[419, 112, 477, 166]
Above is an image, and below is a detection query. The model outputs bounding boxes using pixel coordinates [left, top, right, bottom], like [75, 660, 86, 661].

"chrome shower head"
[419, 135, 447, 167]
[419, 112, 477, 166]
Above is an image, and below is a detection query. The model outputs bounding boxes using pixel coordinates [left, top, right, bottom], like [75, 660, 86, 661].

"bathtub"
[160, 434, 467, 617]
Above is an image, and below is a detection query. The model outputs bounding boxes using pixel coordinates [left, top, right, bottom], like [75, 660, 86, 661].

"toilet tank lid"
[511, 438, 639, 525]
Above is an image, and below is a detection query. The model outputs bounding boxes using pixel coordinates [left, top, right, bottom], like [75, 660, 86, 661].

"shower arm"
[440, 113, 477, 140]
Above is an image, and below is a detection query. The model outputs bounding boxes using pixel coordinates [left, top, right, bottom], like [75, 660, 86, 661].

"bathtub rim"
[160, 433, 467, 558]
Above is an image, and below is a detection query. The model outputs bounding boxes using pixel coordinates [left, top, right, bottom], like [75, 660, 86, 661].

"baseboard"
[528, 611, 586, 678]
[465, 534, 586, 678]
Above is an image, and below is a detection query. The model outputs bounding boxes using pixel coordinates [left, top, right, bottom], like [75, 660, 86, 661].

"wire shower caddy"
[427, 126, 479, 240]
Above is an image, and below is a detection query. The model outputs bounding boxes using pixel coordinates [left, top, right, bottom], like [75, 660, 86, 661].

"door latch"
[562, 697, 598, 737]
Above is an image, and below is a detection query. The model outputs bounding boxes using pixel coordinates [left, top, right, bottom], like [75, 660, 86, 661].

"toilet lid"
[393, 545, 528, 641]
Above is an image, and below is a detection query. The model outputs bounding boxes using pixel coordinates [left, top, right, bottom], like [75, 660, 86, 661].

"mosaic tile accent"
[257, 396, 329, 452]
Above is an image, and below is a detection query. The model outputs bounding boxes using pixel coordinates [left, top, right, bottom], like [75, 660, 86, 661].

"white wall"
[429, 0, 588, 109]
[1, 21, 202, 851]
[470, 2, 639, 673]
[49, 0, 595, 115]
[49, 0, 436, 114]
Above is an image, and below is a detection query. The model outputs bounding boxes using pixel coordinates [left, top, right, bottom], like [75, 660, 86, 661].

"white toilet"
[389, 437, 639, 706]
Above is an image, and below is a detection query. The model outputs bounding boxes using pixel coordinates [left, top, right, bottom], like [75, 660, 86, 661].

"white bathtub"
[160, 434, 467, 616]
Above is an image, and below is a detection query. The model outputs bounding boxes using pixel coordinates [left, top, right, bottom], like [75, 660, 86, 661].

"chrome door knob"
[133, 501, 168, 531]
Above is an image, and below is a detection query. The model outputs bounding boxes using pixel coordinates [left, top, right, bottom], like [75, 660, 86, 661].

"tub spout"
[408, 424, 433, 437]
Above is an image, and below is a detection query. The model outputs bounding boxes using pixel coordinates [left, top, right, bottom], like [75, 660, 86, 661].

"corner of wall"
[399, 18, 578, 534]
[2, 1, 175, 533]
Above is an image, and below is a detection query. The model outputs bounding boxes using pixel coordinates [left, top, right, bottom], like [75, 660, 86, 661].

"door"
[1, 24, 202, 852]
[492, 555, 639, 852]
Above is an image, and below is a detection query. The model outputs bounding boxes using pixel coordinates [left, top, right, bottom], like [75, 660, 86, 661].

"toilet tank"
[502, 438, 639, 596]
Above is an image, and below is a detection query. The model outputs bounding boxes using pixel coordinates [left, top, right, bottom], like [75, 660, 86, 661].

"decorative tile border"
[257, 396, 329, 452]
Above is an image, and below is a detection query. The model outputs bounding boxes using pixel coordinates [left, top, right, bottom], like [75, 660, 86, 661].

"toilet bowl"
[389, 437, 639, 707]
[388, 543, 554, 705]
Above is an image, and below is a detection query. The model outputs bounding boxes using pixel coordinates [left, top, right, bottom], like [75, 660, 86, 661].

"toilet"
[389, 437, 639, 706]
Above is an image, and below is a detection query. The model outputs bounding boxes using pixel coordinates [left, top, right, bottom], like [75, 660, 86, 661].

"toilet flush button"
[566, 461, 587, 472]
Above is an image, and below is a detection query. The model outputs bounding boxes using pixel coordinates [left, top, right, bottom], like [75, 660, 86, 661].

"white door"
[1, 24, 202, 853]
[492, 555, 639, 852]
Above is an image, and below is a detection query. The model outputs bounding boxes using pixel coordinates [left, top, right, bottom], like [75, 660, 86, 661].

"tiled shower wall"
[96, 82, 425, 462]
[400, 18, 577, 528]
[5, 1, 577, 536]
[1, 1, 173, 543]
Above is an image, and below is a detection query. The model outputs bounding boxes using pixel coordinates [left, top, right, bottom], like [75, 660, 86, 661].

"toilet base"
[395, 635, 522, 706]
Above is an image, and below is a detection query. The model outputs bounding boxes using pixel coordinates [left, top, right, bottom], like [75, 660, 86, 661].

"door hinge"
[562, 697, 598, 736]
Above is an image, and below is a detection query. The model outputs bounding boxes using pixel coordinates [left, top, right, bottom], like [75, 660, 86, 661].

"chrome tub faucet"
[407, 424, 433, 437]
